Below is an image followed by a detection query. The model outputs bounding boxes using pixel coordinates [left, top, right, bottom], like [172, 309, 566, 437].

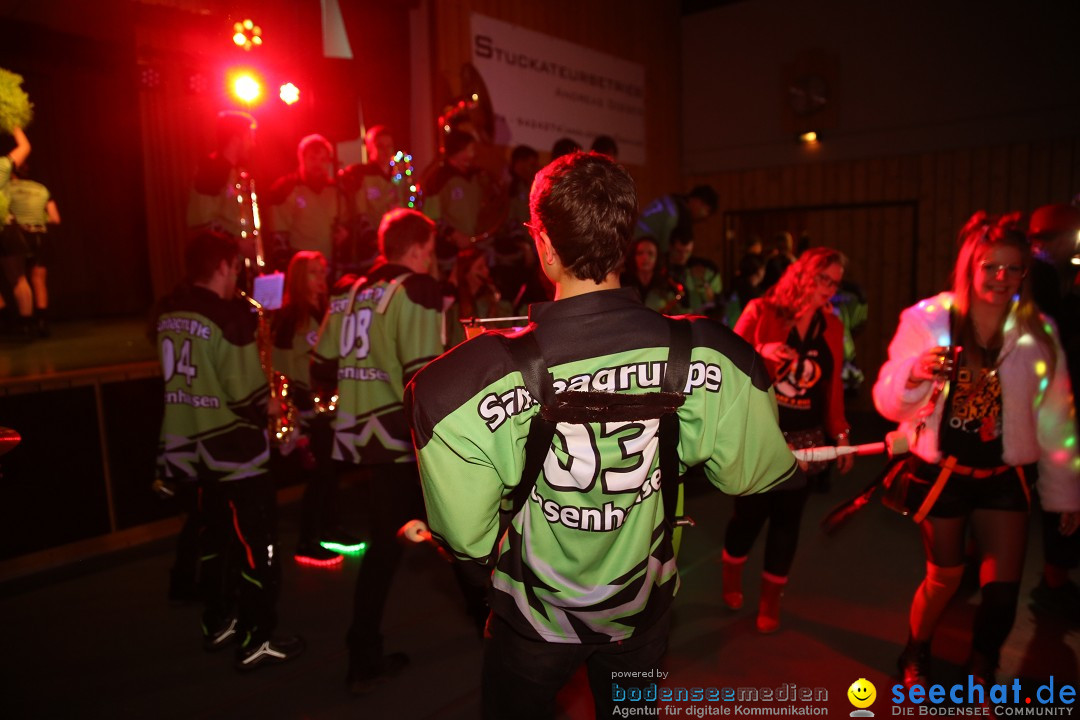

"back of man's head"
[185, 231, 238, 285]
[298, 134, 332, 162]
[550, 137, 582, 160]
[379, 208, 435, 262]
[216, 111, 256, 153]
[529, 151, 637, 283]
[688, 184, 718, 215]
[590, 135, 618, 159]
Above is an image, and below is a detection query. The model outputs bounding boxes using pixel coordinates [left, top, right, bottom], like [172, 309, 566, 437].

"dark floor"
[0, 325, 1077, 718]
[1, 443, 1077, 719]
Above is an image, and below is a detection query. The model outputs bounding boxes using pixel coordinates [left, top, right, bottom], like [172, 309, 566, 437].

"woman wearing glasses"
[721, 246, 853, 633]
[873, 211, 1080, 690]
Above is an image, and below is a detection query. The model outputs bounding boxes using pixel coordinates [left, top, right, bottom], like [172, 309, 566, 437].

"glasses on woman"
[978, 262, 1027, 279]
[815, 273, 840, 291]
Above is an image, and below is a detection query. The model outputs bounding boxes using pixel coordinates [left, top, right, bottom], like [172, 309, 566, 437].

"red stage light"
[279, 82, 300, 105]
[231, 19, 263, 51]
[230, 72, 262, 105]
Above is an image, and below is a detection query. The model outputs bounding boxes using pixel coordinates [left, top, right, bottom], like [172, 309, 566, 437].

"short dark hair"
[670, 227, 692, 247]
[551, 137, 582, 160]
[590, 135, 618, 157]
[215, 111, 255, 153]
[379, 208, 435, 261]
[738, 252, 765, 278]
[185, 231, 238, 284]
[443, 129, 475, 159]
[510, 144, 538, 165]
[530, 152, 637, 283]
[688, 184, 718, 214]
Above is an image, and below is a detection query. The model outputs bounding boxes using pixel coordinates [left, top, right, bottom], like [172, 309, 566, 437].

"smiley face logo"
[847, 678, 876, 709]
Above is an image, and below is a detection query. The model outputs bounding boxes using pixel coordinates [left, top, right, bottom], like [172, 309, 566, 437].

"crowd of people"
[151, 110, 1080, 717]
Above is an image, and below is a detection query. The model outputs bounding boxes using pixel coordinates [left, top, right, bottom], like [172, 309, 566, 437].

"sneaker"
[235, 635, 306, 671]
[897, 639, 931, 689]
[966, 651, 997, 697]
[294, 541, 343, 567]
[203, 617, 238, 652]
[347, 653, 410, 695]
[1031, 579, 1080, 625]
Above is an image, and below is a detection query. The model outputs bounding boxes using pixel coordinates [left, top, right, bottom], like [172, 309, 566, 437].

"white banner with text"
[470, 13, 646, 165]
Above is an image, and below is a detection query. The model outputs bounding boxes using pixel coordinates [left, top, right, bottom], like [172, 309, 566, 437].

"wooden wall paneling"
[857, 207, 883, 401]
[900, 155, 920, 203]
[1048, 139, 1074, 203]
[1071, 138, 1080, 201]
[766, 168, 783, 207]
[866, 157, 884, 203]
[819, 161, 836, 205]
[952, 149, 972, 231]
[989, 145, 1010, 214]
[821, 205, 838, 248]
[851, 160, 867, 204]
[793, 164, 809, 206]
[969, 147, 991, 215]
[836, 161, 854, 205]
[780, 165, 796, 205]
[806, 162, 824, 206]
[933, 151, 956, 295]
[1073, 138, 1080, 199]
[916, 153, 937, 300]
[1027, 141, 1051, 208]
[1008, 143, 1030, 212]
[884, 156, 902, 202]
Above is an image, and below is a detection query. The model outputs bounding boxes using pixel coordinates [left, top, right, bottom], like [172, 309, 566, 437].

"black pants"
[270, 416, 339, 545]
[170, 481, 203, 598]
[1042, 509, 1080, 571]
[482, 610, 670, 720]
[345, 462, 425, 669]
[200, 474, 280, 643]
[723, 484, 810, 577]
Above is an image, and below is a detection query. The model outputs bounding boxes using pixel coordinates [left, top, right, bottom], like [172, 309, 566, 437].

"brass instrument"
[235, 170, 265, 280]
[237, 290, 299, 452]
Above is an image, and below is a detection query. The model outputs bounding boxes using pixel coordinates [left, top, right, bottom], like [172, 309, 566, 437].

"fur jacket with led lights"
[873, 292, 1079, 512]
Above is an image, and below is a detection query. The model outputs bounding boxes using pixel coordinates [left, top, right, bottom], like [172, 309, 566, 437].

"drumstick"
[792, 431, 909, 462]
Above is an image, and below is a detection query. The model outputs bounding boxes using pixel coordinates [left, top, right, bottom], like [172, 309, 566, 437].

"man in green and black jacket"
[157, 231, 303, 671]
[406, 153, 799, 718]
[310, 208, 445, 694]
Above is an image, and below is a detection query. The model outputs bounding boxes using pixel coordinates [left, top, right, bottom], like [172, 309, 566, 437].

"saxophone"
[237, 291, 299, 452]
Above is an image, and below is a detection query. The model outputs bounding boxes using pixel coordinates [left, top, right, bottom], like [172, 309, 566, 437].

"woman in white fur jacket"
[873, 211, 1080, 691]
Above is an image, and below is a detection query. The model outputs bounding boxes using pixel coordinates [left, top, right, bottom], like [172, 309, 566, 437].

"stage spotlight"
[279, 82, 300, 105]
[798, 131, 819, 144]
[231, 73, 262, 104]
[232, 19, 263, 51]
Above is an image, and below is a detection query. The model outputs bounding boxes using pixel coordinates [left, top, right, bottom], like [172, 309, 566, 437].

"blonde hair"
[952, 210, 1055, 372]
[763, 246, 847, 320]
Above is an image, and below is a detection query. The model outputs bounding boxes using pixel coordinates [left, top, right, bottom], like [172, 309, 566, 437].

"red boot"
[757, 572, 787, 634]
[721, 549, 747, 610]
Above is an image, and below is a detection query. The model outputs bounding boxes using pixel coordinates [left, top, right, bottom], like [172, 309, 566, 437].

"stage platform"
[0, 316, 158, 395]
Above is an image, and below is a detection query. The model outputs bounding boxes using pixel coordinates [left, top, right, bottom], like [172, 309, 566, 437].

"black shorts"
[912, 459, 1034, 518]
[23, 230, 48, 268]
[0, 223, 28, 256]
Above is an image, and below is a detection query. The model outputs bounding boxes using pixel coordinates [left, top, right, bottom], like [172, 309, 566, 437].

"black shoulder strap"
[499, 332, 557, 532]
[500, 317, 694, 549]
[659, 317, 693, 522]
